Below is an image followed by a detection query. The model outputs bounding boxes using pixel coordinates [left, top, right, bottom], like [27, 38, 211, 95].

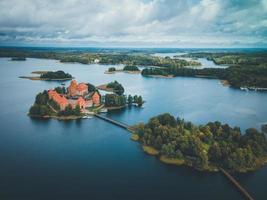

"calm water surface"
[0, 58, 266, 200]
[153, 52, 228, 68]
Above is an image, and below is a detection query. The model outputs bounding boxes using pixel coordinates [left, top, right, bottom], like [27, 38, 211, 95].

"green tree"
[35, 91, 48, 105]
[127, 95, 133, 105]
[108, 67, 116, 72]
[137, 96, 143, 107]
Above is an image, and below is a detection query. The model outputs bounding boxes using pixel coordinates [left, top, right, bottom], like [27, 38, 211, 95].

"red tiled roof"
[48, 90, 68, 106]
[77, 83, 88, 91]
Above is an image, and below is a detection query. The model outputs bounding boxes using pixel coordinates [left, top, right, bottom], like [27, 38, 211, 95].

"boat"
[99, 108, 108, 113]
[82, 116, 93, 119]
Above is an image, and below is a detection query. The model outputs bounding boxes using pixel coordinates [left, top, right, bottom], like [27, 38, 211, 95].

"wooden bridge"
[94, 113, 133, 131]
[93, 113, 255, 200]
[220, 168, 255, 200]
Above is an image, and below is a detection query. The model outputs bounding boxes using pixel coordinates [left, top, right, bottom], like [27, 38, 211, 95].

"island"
[29, 80, 102, 119]
[132, 113, 267, 172]
[29, 79, 144, 119]
[11, 57, 26, 61]
[98, 80, 144, 109]
[20, 70, 73, 81]
[105, 65, 140, 74]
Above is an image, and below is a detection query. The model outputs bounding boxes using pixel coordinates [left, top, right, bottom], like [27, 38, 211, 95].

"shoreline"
[104, 70, 140, 74]
[145, 75, 174, 78]
[132, 134, 266, 173]
[28, 113, 86, 120]
[105, 105, 126, 110]
[19, 76, 73, 81]
[96, 84, 114, 92]
[220, 80, 230, 87]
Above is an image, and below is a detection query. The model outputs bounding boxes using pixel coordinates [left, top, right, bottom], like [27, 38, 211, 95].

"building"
[76, 97, 86, 110]
[68, 80, 88, 97]
[48, 90, 69, 110]
[94, 59, 100, 63]
[48, 80, 101, 113]
[91, 91, 101, 106]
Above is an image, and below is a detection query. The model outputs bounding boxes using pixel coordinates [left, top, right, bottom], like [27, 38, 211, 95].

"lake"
[153, 52, 228, 68]
[0, 57, 266, 200]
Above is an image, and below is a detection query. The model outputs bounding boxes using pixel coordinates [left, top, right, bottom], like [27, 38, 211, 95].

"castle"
[48, 80, 101, 111]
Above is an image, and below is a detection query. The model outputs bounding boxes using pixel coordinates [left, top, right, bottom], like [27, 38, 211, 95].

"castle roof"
[77, 83, 88, 91]
[48, 90, 68, 106]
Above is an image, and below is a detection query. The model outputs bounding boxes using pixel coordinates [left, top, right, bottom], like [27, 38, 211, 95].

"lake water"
[153, 52, 228, 68]
[0, 57, 266, 200]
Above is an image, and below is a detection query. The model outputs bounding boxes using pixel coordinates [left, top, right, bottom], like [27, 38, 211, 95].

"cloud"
[0, 0, 266, 47]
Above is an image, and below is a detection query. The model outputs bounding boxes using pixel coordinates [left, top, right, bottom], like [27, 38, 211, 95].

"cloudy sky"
[0, 0, 267, 47]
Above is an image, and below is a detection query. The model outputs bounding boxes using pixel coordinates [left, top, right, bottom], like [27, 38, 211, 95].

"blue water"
[0, 57, 267, 200]
[153, 52, 228, 68]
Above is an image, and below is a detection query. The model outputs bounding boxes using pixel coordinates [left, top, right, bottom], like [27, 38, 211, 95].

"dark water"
[0, 58, 266, 200]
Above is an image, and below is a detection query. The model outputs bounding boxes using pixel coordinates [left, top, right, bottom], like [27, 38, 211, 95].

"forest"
[142, 51, 267, 89]
[133, 113, 267, 172]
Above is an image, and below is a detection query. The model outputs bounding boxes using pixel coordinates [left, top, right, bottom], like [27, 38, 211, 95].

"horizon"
[1, 45, 267, 50]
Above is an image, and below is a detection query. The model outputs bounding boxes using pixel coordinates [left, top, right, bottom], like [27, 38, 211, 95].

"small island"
[11, 57, 26, 61]
[29, 80, 144, 119]
[29, 80, 102, 119]
[105, 65, 141, 74]
[132, 113, 267, 172]
[98, 80, 144, 110]
[20, 70, 73, 81]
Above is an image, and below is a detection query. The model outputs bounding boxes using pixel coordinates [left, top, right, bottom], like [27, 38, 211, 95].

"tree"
[133, 95, 138, 103]
[123, 65, 140, 71]
[137, 96, 143, 107]
[154, 135, 163, 149]
[107, 81, 124, 95]
[55, 86, 66, 94]
[105, 94, 126, 107]
[39, 105, 50, 116]
[108, 67, 116, 72]
[208, 143, 222, 162]
[161, 143, 175, 157]
[40, 70, 72, 79]
[29, 105, 40, 115]
[86, 83, 96, 92]
[261, 124, 267, 134]
[127, 95, 133, 105]
[35, 91, 48, 105]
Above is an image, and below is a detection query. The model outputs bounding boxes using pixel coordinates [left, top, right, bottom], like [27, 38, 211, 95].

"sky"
[0, 0, 267, 48]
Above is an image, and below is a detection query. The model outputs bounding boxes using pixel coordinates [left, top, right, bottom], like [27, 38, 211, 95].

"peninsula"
[132, 113, 267, 172]
[142, 52, 267, 90]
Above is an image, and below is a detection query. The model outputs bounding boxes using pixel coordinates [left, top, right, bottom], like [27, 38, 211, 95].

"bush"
[123, 65, 140, 71]
[105, 94, 126, 107]
[40, 70, 72, 79]
[107, 80, 124, 95]
[29, 104, 50, 116]
[108, 67, 116, 72]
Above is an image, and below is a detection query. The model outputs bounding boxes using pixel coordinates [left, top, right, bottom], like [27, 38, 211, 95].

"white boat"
[99, 108, 108, 113]
[83, 116, 93, 119]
